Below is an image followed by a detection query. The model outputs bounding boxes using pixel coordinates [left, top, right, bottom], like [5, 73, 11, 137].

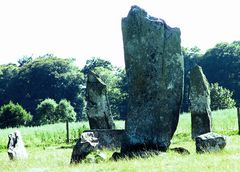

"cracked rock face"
[190, 65, 212, 139]
[195, 132, 226, 153]
[86, 71, 115, 129]
[121, 6, 184, 153]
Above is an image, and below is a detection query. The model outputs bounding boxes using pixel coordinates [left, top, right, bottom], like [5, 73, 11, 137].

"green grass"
[0, 108, 239, 171]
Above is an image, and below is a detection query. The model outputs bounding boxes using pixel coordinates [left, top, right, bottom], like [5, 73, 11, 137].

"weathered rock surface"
[70, 132, 99, 164]
[121, 6, 184, 153]
[7, 130, 28, 160]
[190, 65, 212, 139]
[86, 71, 115, 129]
[70, 130, 124, 163]
[84, 129, 124, 148]
[196, 132, 226, 153]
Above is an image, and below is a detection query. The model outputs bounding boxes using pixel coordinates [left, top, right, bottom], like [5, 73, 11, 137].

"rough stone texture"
[196, 132, 226, 153]
[86, 71, 115, 129]
[70, 132, 99, 164]
[190, 65, 212, 139]
[83, 129, 124, 148]
[121, 6, 184, 153]
[7, 130, 28, 160]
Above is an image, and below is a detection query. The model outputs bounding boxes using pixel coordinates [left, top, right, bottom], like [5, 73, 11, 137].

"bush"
[34, 98, 58, 125]
[210, 83, 236, 110]
[55, 99, 76, 122]
[0, 101, 32, 128]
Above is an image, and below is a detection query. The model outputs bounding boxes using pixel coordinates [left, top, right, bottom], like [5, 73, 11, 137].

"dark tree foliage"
[0, 55, 85, 120]
[199, 42, 240, 106]
[0, 101, 32, 128]
[0, 64, 18, 106]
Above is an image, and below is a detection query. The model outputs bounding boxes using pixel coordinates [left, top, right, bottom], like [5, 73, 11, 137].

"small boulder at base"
[190, 65, 212, 139]
[7, 130, 28, 160]
[196, 132, 226, 153]
[86, 71, 115, 129]
[70, 132, 99, 164]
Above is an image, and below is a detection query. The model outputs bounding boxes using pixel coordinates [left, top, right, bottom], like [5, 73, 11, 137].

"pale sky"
[0, 0, 240, 68]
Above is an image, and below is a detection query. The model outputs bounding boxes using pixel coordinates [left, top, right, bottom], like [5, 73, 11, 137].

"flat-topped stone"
[84, 129, 124, 148]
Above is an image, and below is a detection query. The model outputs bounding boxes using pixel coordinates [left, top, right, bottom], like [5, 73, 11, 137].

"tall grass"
[0, 122, 89, 150]
[0, 120, 125, 150]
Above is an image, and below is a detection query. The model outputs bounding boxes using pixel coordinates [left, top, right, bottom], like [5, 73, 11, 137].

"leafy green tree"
[0, 64, 18, 105]
[210, 83, 236, 110]
[199, 42, 240, 105]
[55, 99, 76, 122]
[0, 101, 32, 128]
[34, 98, 58, 125]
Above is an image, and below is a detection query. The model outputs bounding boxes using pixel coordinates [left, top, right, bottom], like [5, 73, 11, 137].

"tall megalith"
[86, 71, 115, 129]
[121, 6, 184, 153]
[190, 65, 212, 139]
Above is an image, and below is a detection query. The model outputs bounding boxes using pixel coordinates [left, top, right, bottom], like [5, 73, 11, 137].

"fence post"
[237, 108, 240, 135]
[66, 121, 70, 144]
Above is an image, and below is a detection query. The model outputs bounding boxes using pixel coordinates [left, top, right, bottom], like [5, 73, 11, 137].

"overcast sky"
[0, 0, 240, 67]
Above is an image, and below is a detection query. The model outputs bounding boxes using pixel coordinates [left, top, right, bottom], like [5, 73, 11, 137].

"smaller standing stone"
[70, 132, 99, 164]
[86, 71, 115, 129]
[196, 132, 226, 153]
[7, 130, 28, 160]
[190, 65, 212, 139]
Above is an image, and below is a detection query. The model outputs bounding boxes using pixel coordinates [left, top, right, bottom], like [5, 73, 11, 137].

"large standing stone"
[86, 71, 115, 129]
[121, 6, 184, 153]
[190, 65, 212, 139]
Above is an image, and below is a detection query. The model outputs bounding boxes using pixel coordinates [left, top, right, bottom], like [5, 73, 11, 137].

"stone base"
[83, 129, 124, 148]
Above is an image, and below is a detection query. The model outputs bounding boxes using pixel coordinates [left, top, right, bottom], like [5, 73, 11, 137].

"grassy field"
[0, 108, 239, 172]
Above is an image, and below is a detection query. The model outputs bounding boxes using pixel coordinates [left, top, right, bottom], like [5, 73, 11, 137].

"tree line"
[0, 41, 239, 128]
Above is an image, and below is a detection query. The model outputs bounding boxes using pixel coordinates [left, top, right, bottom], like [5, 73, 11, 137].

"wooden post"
[238, 108, 240, 135]
[66, 121, 70, 144]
